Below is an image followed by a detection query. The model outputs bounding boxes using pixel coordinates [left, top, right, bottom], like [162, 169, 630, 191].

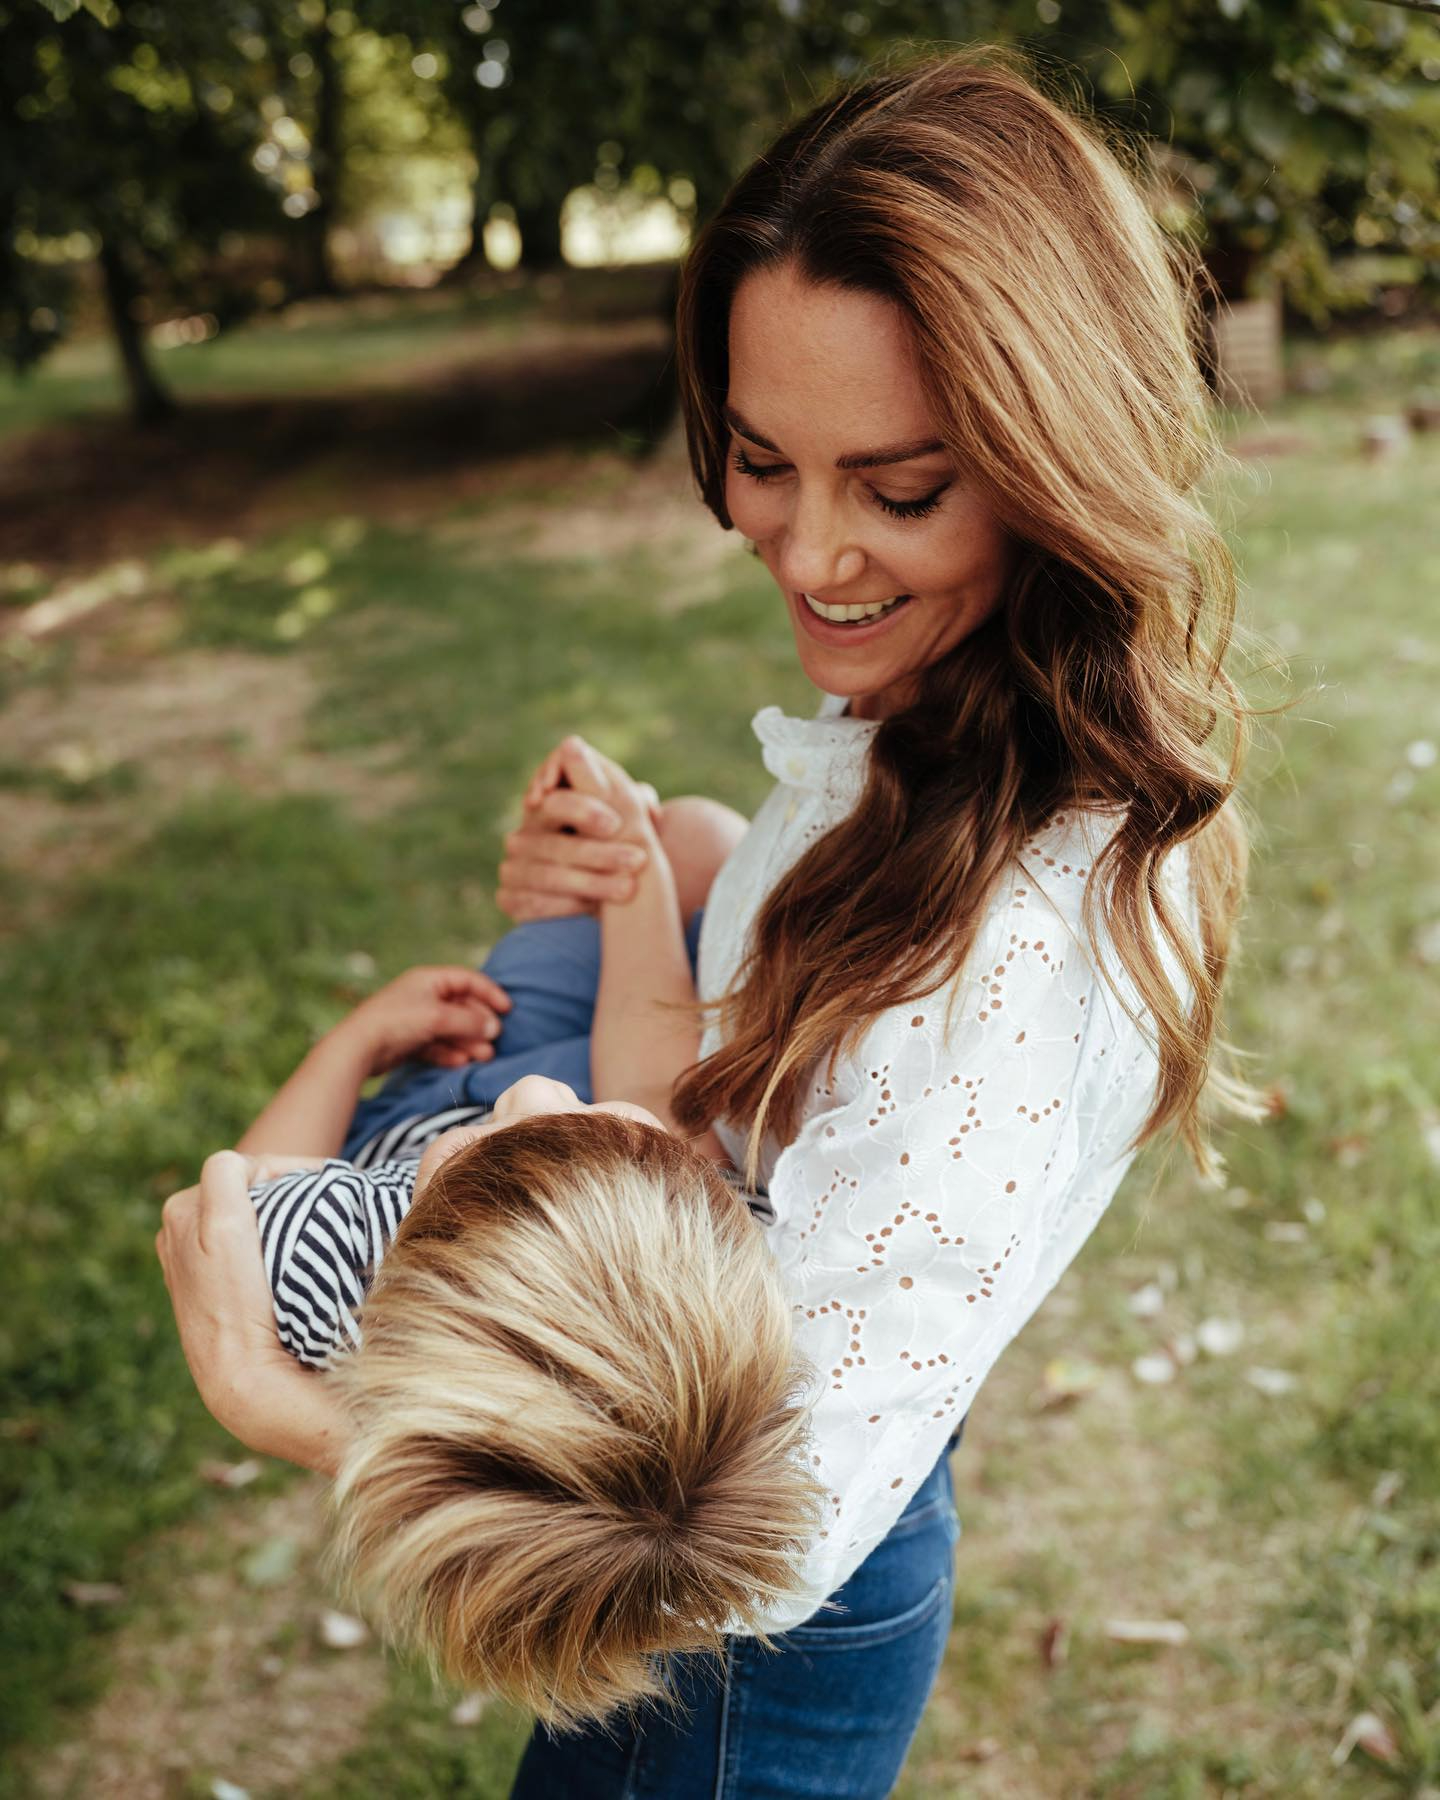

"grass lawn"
[1, 307, 1437, 1798]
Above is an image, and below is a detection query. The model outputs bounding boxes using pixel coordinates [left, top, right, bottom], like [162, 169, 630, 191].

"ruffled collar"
[753, 690, 880, 802]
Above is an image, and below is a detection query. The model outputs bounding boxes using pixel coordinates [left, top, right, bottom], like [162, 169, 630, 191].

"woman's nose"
[776, 489, 866, 596]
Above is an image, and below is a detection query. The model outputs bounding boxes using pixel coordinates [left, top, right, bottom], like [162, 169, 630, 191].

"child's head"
[325, 1105, 821, 1726]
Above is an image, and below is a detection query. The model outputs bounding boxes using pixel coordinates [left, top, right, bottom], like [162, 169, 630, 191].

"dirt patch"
[430, 436, 752, 609]
[27, 1478, 394, 1800]
[0, 630, 414, 903]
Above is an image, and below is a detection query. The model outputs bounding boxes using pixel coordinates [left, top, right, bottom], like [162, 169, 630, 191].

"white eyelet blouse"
[698, 692, 1186, 1632]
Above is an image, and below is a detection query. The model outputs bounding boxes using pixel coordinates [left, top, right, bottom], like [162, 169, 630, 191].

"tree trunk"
[96, 233, 175, 426]
[295, 13, 339, 296]
[511, 193, 565, 272]
[441, 175, 492, 281]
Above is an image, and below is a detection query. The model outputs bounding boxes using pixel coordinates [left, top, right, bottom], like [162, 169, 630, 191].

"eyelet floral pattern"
[698, 693, 1180, 1630]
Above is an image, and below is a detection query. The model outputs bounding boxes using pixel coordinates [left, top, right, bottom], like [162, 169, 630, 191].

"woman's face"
[725, 261, 1013, 720]
[412, 1077, 662, 1197]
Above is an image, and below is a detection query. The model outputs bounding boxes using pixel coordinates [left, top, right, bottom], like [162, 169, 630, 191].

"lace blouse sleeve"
[754, 866, 1136, 1629]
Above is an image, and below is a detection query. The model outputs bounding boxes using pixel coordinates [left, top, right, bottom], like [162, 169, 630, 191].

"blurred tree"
[1, 0, 281, 421]
[1045, 0, 1438, 314]
[838, 0, 1439, 317]
[386, 0, 808, 273]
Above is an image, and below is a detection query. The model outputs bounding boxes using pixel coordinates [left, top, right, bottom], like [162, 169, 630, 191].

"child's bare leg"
[655, 797, 749, 918]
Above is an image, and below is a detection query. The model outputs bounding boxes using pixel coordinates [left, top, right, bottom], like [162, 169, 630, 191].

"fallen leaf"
[241, 1537, 298, 1589]
[1131, 1353, 1176, 1386]
[1103, 1618, 1189, 1646]
[211, 1781, 251, 1800]
[62, 1580, 125, 1608]
[1040, 1616, 1068, 1669]
[1168, 1332, 1198, 1367]
[1197, 1317, 1245, 1357]
[199, 1457, 262, 1489]
[957, 1737, 1003, 1762]
[1370, 1470, 1403, 1508]
[1036, 1356, 1103, 1409]
[1246, 1366, 1297, 1397]
[1332, 1709, 1400, 1768]
[318, 1608, 369, 1649]
[450, 1691, 488, 1727]
[1264, 1221, 1309, 1244]
[1128, 1282, 1165, 1318]
[1412, 921, 1440, 966]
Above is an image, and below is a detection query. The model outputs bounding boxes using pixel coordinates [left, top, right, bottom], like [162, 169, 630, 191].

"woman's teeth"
[803, 592, 910, 623]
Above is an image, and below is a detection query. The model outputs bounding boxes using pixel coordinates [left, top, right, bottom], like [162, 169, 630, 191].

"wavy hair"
[672, 49, 1256, 1175]
[325, 1111, 820, 1727]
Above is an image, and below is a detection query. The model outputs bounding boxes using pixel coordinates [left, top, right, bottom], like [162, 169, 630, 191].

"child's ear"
[413, 1125, 490, 1199]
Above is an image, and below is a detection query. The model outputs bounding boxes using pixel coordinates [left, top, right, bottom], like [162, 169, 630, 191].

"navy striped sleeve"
[250, 1159, 419, 1368]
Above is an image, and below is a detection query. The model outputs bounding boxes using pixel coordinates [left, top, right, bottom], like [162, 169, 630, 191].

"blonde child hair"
[324, 1110, 822, 1726]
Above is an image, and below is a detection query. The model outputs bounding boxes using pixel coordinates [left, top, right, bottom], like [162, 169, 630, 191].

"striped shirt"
[250, 1102, 491, 1369]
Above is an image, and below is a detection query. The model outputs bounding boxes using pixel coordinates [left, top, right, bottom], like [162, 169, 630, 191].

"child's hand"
[336, 965, 512, 1075]
[534, 736, 658, 847]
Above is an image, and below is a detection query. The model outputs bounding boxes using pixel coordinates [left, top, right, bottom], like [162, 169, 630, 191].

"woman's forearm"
[236, 1029, 371, 1159]
[592, 830, 702, 1132]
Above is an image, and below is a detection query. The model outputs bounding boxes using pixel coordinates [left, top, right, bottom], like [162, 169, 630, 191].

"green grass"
[3, 322, 1438, 1796]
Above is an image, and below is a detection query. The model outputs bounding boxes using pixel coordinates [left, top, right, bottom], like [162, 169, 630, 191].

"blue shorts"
[341, 916, 963, 1795]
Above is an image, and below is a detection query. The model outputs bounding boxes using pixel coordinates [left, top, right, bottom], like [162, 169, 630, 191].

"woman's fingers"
[527, 787, 625, 838]
[503, 819, 642, 873]
[499, 855, 638, 904]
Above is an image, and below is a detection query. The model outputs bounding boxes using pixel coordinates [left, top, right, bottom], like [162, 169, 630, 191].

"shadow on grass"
[1, 322, 673, 578]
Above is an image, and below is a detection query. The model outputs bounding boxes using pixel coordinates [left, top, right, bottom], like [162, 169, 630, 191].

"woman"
[161, 50, 1253, 1798]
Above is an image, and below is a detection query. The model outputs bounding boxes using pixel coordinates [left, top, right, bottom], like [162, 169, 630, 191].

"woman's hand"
[498, 737, 660, 922]
[156, 1151, 350, 1477]
[336, 965, 512, 1073]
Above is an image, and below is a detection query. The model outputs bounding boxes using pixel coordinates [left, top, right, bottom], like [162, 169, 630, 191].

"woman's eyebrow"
[724, 405, 946, 469]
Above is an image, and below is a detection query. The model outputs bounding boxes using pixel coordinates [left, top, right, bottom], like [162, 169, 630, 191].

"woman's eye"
[874, 488, 946, 521]
[730, 446, 948, 523]
[731, 448, 787, 482]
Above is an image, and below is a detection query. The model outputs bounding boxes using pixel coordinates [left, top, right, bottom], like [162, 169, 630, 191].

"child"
[240, 753, 819, 1725]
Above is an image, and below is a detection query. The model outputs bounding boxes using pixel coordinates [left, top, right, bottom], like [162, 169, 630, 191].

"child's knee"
[656, 797, 749, 917]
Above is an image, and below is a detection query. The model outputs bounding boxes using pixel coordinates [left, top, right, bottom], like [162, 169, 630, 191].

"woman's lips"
[792, 589, 916, 646]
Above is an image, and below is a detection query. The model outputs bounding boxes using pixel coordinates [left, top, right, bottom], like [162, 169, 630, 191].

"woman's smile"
[793, 587, 917, 646]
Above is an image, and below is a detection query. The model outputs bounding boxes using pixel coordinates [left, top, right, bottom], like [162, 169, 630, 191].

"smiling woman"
[722, 268, 1015, 718]
[157, 45, 1260, 1800]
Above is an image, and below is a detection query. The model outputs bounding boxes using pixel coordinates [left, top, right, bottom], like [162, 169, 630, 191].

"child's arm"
[237, 967, 511, 1158]
[550, 739, 726, 1158]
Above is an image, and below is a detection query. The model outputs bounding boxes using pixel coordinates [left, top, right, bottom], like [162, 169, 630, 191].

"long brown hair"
[326, 1112, 820, 1727]
[672, 49, 1256, 1175]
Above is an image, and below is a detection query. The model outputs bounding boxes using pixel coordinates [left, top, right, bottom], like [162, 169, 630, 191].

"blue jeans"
[511, 1441, 962, 1800]
[340, 917, 964, 1792]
